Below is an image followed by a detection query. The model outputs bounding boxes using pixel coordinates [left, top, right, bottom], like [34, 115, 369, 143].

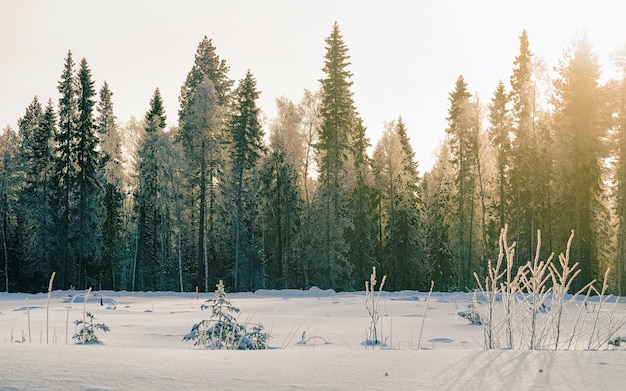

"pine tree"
[227, 70, 264, 291]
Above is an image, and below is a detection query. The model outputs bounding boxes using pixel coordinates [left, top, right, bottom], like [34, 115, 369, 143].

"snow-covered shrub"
[458, 303, 482, 325]
[73, 311, 110, 344]
[72, 287, 110, 344]
[183, 280, 267, 350]
[361, 266, 387, 347]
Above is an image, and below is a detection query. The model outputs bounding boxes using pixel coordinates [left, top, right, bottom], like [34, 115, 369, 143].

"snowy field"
[1, 288, 625, 390]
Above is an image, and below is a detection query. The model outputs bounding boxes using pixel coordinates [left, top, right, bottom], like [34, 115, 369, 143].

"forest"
[1, 23, 626, 294]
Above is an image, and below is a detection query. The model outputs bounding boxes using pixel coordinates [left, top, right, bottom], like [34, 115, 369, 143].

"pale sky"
[1, 0, 624, 171]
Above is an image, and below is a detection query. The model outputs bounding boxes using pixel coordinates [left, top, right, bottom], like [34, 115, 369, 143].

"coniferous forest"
[2, 24, 626, 294]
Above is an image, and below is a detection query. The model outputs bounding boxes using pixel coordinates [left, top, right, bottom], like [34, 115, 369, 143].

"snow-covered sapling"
[183, 280, 267, 350]
[73, 288, 110, 344]
[73, 311, 110, 344]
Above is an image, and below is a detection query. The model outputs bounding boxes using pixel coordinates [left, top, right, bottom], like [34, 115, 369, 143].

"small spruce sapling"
[73, 288, 110, 344]
[73, 311, 110, 344]
[183, 280, 267, 350]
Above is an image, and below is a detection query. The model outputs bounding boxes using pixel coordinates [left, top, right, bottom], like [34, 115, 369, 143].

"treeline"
[1, 25, 626, 294]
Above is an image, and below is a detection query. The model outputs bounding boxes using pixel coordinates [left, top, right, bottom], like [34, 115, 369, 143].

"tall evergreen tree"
[178, 37, 233, 292]
[346, 118, 377, 287]
[53, 50, 78, 288]
[16, 97, 44, 283]
[0, 127, 21, 292]
[552, 35, 609, 289]
[97, 81, 124, 290]
[227, 70, 264, 291]
[610, 49, 626, 295]
[312, 22, 357, 289]
[135, 88, 167, 290]
[74, 57, 101, 289]
[508, 29, 542, 265]
[259, 98, 304, 288]
[422, 143, 456, 290]
[17, 97, 57, 289]
[177, 78, 222, 292]
[445, 75, 476, 288]
[372, 118, 425, 289]
[487, 80, 511, 231]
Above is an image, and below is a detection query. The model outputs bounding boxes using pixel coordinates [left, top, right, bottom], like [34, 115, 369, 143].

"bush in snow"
[72, 287, 110, 344]
[73, 311, 110, 344]
[183, 280, 267, 350]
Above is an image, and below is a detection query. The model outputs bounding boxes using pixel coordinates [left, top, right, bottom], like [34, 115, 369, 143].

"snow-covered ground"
[1, 288, 625, 390]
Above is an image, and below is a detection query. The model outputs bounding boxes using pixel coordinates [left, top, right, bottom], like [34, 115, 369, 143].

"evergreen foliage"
[135, 88, 167, 290]
[552, 34, 610, 290]
[3, 26, 624, 294]
[74, 58, 101, 289]
[313, 22, 357, 289]
[259, 98, 304, 289]
[177, 37, 233, 292]
[73, 311, 110, 344]
[228, 70, 264, 291]
[97, 82, 124, 290]
[183, 280, 267, 349]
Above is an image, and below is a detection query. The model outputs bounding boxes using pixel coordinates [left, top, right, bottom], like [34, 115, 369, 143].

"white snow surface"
[1, 288, 625, 390]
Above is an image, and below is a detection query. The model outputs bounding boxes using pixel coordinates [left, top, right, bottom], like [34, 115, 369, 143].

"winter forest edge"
[2, 23, 626, 296]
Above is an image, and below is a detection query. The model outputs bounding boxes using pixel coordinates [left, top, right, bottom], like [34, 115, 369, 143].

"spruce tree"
[610, 49, 626, 295]
[53, 50, 78, 288]
[97, 82, 124, 290]
[445, 75, 475, 288]
[422, 144, 456, 290]
[346, 118, 377, 288]
[135, 88, 167, 290]
[372, 119, 425, 290]
[487, 80, 511, 231]
[75, 57, 101, 289]
[259, 99, 304, 289]
[508, 29, 542, 265]
[17, 96, 56, 288]
[552, 35, 609, 288]
[227, 70, 264, 291]
[17, 96, 44, 279]
[313, 22, 357, 289]
[177, 37, 233, 292]
[0, 127, 21, 292]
